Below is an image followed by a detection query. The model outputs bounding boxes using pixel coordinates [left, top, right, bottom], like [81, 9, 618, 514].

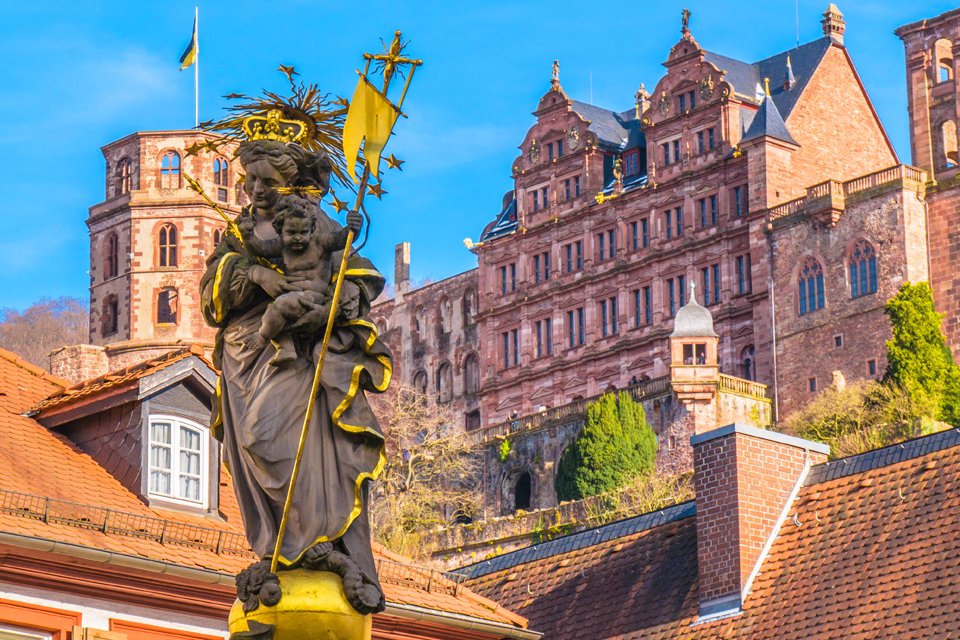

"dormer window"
[148, 415, 209, 508]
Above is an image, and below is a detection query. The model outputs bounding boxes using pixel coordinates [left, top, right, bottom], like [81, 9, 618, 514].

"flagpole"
[194, 5, 199, 128]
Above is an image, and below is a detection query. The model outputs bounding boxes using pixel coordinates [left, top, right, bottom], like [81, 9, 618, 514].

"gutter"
[0, 532, 542, 639]
[384, 602, 542, 640]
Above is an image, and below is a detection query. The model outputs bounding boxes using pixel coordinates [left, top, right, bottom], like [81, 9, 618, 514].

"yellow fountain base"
[228, 570, 372, 640]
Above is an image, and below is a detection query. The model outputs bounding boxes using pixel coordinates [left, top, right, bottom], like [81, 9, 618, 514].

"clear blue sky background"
[0, 1, 954, 310]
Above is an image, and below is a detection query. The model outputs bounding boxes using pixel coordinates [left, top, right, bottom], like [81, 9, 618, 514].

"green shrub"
[555, 392, 658, 500]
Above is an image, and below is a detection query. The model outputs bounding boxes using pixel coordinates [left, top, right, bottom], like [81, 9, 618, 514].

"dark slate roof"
[457, 501, 696, 580]
[465, 428, 960, 639]
[741, 96, 798, 145]
[571, 100, 641, 151]
[706, 37, 832, 117]
[479, 194, 518, 242]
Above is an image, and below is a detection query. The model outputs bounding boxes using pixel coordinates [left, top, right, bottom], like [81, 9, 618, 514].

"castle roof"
[569, 100, 644, 151]
[705, 36, 832, 117]
[741, 95, 799, 146]
[462, 428, 960, 639]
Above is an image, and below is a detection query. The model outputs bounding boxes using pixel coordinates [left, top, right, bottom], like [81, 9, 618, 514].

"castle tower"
[897, 11, 960, 351]
[669, 284, 719, 435]
[80, 131, 242, 374]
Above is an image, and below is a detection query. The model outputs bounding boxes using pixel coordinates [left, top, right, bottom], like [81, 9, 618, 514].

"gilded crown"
[241, 109, 308, 144]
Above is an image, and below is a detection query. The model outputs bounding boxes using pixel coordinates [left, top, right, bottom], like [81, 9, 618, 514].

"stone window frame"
[103, 231, 120, 280]
[797, 256, 826, 316]
[847, 238, 879, 299]
[101, 293, 119, 337]
[156, 286, 179, 325]
[115, 156, 134, 196]
[435, 361, 454, 404]
[156, 221, 180, 268]
[462, 352, 481, 395]
[159, 149, 182, 189]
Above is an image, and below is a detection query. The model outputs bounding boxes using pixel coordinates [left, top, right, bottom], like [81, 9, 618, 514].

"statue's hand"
[286, 303, 328, 335]
[346, 211, 362, 236]
[250, 266, 304, 298]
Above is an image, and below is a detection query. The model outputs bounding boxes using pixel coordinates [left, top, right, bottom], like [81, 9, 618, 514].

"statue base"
[228, 570, 372, 640]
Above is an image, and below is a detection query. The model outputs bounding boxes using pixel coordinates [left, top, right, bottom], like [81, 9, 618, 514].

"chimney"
[395, 242, 411, 298]
[49, 344, 108, 385]
[691, 423, 829, 619]
[821, 3, 845, 45]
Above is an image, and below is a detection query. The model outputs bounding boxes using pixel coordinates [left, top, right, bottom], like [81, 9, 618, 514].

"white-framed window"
[148, 415, 209, 508]
[0, 624, 53, 640]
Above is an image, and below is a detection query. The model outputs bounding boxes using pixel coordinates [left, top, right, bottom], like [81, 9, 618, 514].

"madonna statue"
[200, 126, 391, 618]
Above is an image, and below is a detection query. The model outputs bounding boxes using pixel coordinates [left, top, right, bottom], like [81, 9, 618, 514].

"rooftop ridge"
[0, 348, 69, 389]
[805, 427, 960, 486]
[30, 344, 211, 414]
[456, 500, 696, 580]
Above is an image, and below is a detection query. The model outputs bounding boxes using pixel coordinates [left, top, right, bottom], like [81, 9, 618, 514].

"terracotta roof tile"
[0, 348, 67, 413]
[466, 430, 960, 639]
[0, 351, 525, 629]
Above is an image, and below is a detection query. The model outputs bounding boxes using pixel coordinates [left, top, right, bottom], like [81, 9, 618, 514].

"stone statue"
[200, 132, 391, 617]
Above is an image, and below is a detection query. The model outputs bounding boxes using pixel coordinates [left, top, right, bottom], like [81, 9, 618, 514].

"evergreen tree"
[555, 392, 658, 501]
[884, 282, 960, 425]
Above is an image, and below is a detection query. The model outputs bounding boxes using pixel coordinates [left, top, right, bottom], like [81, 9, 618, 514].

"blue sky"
[0, 1, 953, 310]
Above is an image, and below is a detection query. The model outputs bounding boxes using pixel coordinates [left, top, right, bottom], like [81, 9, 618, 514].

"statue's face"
[282, 217, 313, 254]
[243, 159, 287, 213]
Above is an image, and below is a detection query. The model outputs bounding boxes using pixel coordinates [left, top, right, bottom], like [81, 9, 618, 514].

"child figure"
[242, 195, 352, 366]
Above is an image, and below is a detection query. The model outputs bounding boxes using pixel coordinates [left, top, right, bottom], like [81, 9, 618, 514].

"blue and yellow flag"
[179, 18, 198, 70]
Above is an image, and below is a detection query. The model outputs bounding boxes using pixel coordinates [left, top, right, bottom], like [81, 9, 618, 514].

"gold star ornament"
[329, 194, 349, 213]
[385, 154, 405, 170]
[367, 182, 387, 199]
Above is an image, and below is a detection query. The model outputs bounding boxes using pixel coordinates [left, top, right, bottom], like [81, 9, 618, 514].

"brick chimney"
[821, 4, 845, 45]
[395, 242, 411, 298]
[49, 344, 108, 385]
[691, 423, 829, 619]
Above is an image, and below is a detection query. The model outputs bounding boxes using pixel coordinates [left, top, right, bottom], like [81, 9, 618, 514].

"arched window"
[935, 38, 954, 83]
[412, 305, 424, 336]
[462, 287, 478, 324]
[148, 415, 209, 507]
[436, 362, 453, 404]
[463, 353, 480, 395]
[104, 232, 119, 279]
[213, 157, 229, 186]
[158, 223, 178, 267]
[412, 370, 428, 396]
[214, 157, 229, 202]
[115, 158, 133, 195]
[213, 227, 224, 248]
[160, 151, 181, 189]
[741, 345, 755, 381]
[849, 239, 878, 299]
[514, 472, 532, 511]
[437, 297, 452, 335]
[942, 120, 958, 168]
[101, 295, 119, 336]
[798, 257, 825, 316]
[157, 287, 178, 324]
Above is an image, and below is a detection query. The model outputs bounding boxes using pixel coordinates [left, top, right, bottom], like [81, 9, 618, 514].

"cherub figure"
[240, 195, 358, 366]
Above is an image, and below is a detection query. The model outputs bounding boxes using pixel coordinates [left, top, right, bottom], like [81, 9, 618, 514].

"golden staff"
[183, 171, 244, 245]
[270, 32, 421, 574]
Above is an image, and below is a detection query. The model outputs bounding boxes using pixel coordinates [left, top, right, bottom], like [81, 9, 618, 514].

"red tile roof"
[0, 349, 528, 631]
[464, 429, 960, 639]
[29, 345, 210, 415]
[0, 348, 67, 413]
